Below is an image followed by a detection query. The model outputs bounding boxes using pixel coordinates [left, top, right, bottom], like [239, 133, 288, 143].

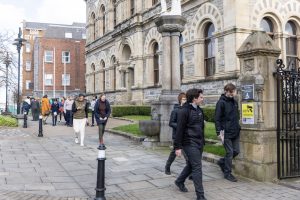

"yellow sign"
[242, 103, 254, 118]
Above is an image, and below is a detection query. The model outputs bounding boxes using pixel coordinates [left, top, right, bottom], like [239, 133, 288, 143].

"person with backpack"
[72, 94, 89, 146]
[165, 92, 187, 175]
[215, 83, 240, 182]
[174, 88, 206, 200]
[51, 99, 59, 126]
[94, 94, 111, 145]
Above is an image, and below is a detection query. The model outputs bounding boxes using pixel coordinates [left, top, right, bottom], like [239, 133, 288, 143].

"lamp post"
[13, 27, 27, 114]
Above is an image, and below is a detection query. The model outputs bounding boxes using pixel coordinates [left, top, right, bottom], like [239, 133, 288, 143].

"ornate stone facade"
[85, 0, 300, 104]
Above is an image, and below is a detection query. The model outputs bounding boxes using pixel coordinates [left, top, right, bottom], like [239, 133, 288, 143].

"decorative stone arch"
[250, 0, 284, 30]
[117, 37, 135, 60]
[144, 27, 162, 54]
[283, 0, 300, 34]
[110, 55, 117, 90]
[190, 3, 223, 40]
[88, 12, 96, 41]
[145, 39, 160, 87]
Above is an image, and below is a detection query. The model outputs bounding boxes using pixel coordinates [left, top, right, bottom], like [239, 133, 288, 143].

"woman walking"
[72, 94, 89, 146]
[41, 95, 51, 124]
[94, 94, 111, 145]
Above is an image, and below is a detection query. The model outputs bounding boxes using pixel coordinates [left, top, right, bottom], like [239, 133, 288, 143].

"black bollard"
[23, 111, 27, 128]
[95, 144, 106, 200]
[38, 115, 43, 137]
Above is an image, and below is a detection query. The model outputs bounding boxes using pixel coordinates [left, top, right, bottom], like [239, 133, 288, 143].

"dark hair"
[177, 92, 186, 104]
[186, 88, 203, 103]
[43, 95, 48, 98]
[224, 83, 236, 92]
[99, 93, 105, 99]
[94, 95, 97, 99]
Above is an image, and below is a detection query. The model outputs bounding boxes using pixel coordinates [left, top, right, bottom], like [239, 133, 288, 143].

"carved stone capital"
[155, 15, 186, 33]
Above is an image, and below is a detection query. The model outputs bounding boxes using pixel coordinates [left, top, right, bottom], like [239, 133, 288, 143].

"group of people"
[165, 83, 240, 200]
[21, 93, 111, 147]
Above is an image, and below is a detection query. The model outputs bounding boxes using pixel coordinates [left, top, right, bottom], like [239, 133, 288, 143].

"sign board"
[241, 84, 254, 100]
[242, 103, 254, 124]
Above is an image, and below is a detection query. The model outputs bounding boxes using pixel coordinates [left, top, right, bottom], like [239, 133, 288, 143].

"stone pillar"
[149, 15, 186, 145]
[235, 31, 281, 181]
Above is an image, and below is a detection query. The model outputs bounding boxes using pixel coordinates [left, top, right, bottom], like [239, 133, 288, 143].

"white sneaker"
[75, 137, 79, 144]
[80, 143, 84, 146]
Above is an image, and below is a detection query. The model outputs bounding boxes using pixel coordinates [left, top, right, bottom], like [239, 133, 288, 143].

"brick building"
[22, 21, 86, 99]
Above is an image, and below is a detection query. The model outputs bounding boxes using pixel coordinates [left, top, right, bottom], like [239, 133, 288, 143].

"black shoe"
[225, 174, 237, 182]
[165, 167, 171, 175]
[91, 124, 94, 127]
[188, 176, 193, 180]
[217, 160, 225, 173]
[197, 196, 207, 200]
[175, 181, 188, 192]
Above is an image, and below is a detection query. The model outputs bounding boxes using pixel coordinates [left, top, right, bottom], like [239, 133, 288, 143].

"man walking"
[165, 92, 186, 175]
[215, 83, 240, 182]
[174, 88, 206, 200]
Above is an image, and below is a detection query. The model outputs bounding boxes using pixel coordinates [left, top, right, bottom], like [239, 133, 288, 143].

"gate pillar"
[236, 31, 281, 181]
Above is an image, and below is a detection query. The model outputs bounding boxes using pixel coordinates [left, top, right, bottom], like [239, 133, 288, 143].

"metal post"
[23, 111, 27, 128]
[5, 52, 10, 112]
[38, 115, 43, 137]
[95, 144, 106, 200]
[13, 27, 27, 114]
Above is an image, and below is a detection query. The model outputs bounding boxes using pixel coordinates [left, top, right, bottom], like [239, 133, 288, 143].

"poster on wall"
[242, 102, 254, 124]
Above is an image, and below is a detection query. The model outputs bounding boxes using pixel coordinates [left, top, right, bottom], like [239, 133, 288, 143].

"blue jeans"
[176, 146, 204, 199]
[219, 136, 240, 175]
[92, 111, 95, 125]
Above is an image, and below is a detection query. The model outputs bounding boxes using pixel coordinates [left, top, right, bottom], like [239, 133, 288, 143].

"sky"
[0, 0, 86, 107]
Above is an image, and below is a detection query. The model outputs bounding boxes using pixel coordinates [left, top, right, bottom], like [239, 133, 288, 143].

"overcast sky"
[0, 0, 86, 107]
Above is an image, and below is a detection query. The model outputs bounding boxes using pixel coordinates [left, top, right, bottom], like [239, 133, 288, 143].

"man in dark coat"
[174, 88, 206, 200]
[165, 92, 186, 175]
[215, 83, 240, 182]
[31, 98, 40, 121]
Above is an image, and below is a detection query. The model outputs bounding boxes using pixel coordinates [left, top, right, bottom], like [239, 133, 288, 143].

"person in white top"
[64, 96, 74, 127]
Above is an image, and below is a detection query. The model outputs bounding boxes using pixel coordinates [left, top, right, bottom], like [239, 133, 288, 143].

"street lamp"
[13, 27, 27, 114]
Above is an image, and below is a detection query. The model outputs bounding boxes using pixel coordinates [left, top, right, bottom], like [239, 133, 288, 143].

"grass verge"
[121, 115, 151, 121]
[204, 144, 225, 157]
[0, 115, 18, 127]
[112, 124, 144, 136]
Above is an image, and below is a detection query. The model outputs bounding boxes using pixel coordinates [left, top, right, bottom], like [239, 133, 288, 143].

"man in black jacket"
[215, 83, 240, 182]
[174, 88, 206, 200]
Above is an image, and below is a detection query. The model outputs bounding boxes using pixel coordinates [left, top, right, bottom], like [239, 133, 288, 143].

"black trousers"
[92, 111, 95, 125]
[176, 146, 204, 199]
[165, 140, 187, 169]
[52, 114, 57, 125]
[219, 136, 240, 175]
[66, 110, 72, 125]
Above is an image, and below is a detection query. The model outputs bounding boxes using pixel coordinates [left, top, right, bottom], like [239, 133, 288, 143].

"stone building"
[85, 0, 300, 104]
[22, 21, 86, 99]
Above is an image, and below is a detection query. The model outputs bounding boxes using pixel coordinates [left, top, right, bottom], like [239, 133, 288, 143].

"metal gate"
[276, 59, 300, 179]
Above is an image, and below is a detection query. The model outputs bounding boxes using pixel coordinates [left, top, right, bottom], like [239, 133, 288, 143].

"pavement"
[0, 117, 300, 200]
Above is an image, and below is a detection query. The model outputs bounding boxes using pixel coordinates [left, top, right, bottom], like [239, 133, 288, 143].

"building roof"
[23, 21, 86, 40]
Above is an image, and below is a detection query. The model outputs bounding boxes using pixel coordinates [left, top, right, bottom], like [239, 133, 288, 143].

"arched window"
[91, 12, 96, 40]
[204, 22, 215, 76]
[152, 0, 158, 6]
[260, 17, 274, 39]
[286, 21, 297, 68]
[111, 56, 117, 90]
[91, 63, 96, 93]
[152, 42, 159, 85]
[100, 60, 105, 91]
[122, 45, 132, 88]
[130, 0, 135, 15]
[179, 34, 183, 80]
[100, 5, 106, 35]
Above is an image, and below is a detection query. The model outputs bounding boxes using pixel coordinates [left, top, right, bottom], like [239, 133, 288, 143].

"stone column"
[171, 32, 181, 91]
[148, 15, 186, 145]
[161, 32, 172, 91]
[236, 31, 281, 181]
